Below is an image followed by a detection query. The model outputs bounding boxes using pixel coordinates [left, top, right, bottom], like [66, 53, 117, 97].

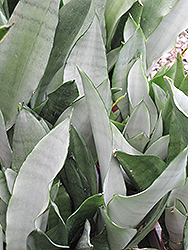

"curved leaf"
[100, 206, 137, 249]
[6, 117, 70, 250]
[104, 156, 126, 205]
[0, 109, 12, 168]
[78, 68, 112, 183]
[146, 0, 188, 68]
[32, 0, 92, 107]
[112, 27, 146, 119]
[64, 15, 109, 98]
[0, 0, 60, 128]
[66, 193, 104, 243]
[12, 108, 47, 171]
[114, 150, 167, 191]
[108, 147, 188, 228]
[124, 101, 150, 139]
[105, 0, 137, 49]
[111, 122, 141, 155]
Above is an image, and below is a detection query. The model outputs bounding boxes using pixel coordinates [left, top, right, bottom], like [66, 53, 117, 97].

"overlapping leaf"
[6, 117, 70, 250]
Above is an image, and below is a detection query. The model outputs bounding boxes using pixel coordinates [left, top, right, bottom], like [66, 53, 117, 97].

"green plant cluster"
[0, 0, 188, 249]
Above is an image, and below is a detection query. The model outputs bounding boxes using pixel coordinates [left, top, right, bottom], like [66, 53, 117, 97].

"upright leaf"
[0, 109, 12, 168]
[146, 0, 188, 68]
[78, 69, 112, 183]
[39, 81, 79, 125]
[64, 15, 109, 99]
[105, 0, 137, 49]
[12, 109, 48, 171]
[112, 27, 146, 118]
[32, 0, 92, 107]
[0, 0, 60, 128]
[100, 206, 137, 250]
[140, 0, 178, 38]
[6, 117, 70, 250]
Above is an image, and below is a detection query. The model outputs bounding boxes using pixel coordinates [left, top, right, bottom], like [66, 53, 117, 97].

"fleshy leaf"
[32, 0, 92, 107]
[108, 147, 188, 228]
[104, 156, 127, 205]
[39, 81, 79, 125]
[6, 117, 70, 250]
[75, 220, 93, 249]
[12, 108, 47, 171]
[111, 122, 141, 155]
[112, 27, 146, 119]
[100, 206, 137, 249]
[64, 15, 109, 99]
[66, 194, 104, 243]
[124, 101, 151, 139]
[0, 0, 60, 128]
[105, 0, 137, 49]
[78, 68, 112, 183]
[146, 0, 188, 69]
[114, 150, 167, 191]
[0, 109, 12, 168]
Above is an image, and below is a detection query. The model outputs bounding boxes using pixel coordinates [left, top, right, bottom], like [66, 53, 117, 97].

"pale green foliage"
[0, 0, 188, 249]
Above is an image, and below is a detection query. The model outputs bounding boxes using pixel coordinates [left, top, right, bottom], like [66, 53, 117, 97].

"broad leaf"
[0, 109, 12, 167]
[39, 81, 79, 125]
[108, 147, 188, 228]
[27, 229, 69, 250]
[145, 135, 170, 160]
[105, 0, 137, 49]
[12, 108, 47, 171]
[146, 0, 188, 68]
[0, 224, 3, 250]
[66, 194, 104, 243]
[104, 156, 126, 205]
[6, 117, 70, 250]
[32, 0, 92, 107]
[140, 0, 178, 38]
[78, 68, 112, 183]
[64, 15, 109, 98]
[0, 0, 60, 128]
[100, 206, 137, 250]
[114, 151, 167, 191]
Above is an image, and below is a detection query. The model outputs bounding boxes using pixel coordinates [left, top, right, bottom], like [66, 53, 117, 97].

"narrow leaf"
[0, 109, 12, 167]
[78, 68, 112, 183]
